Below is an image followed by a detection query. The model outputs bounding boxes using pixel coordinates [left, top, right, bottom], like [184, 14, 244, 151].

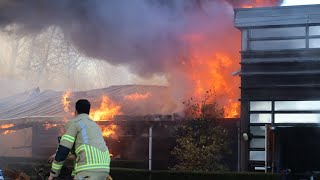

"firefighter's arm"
[50, 121, 78, 178]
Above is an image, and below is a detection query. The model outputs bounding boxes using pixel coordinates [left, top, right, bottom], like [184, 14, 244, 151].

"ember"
[90, 96, 122, 121]
[124, 92, 152, 101]
[43, 123, 58, 130]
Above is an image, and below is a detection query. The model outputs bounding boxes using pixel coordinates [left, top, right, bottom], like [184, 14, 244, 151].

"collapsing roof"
[0, 85, 177, 120]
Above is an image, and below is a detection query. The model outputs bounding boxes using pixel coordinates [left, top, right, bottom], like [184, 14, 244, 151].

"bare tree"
[36, 26, 57, 84]
[1, 25, 111, 91]
[7, 32, 28, 78]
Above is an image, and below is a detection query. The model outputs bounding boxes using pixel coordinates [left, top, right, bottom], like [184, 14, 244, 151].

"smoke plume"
[0, 0, 282, 76]
[0, 0, 282, 115]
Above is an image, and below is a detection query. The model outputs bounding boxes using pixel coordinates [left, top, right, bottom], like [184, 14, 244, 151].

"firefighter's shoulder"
[64, 118, 80, 130]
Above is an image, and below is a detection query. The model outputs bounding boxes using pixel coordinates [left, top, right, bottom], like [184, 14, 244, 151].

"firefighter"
[48, 99, 110, 180]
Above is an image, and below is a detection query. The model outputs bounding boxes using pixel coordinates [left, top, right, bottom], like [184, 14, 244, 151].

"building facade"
[235, 5, 320, 173]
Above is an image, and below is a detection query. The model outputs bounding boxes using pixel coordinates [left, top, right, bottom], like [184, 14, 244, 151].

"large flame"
[62, 90, 72, 112]
[181, 50, 240, 118]
[88, 96, 120, 140]
[178, 0, 281, 118]
[124, 92, 152, 101]
[90, 96, 122, 121]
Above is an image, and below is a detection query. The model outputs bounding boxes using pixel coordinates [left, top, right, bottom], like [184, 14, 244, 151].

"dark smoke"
[0, 0, 281, 76]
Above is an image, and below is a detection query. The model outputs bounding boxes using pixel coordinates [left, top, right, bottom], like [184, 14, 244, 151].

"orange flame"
[124, 92, 152, 101]
[90, 96, 122, 121]
[233, 0, 280, 8]
[2, 130, 16, 135]
[177, 0, 281, 119]
[224, 101, 240, 118]
[182, 51, 240, 118]
[0, 124, 16, 135]
[241, 5, 253, 8]
[100, 124, 117, 138]
[62, 90, 72, 112]
[0, 124, 14, 129]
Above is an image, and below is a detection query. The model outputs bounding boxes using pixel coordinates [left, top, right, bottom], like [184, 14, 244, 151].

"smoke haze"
[0, 0, 282, 113]
[0, 0, 280, 75]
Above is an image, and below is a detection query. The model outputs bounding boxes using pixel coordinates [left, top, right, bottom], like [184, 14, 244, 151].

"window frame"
[244, 25, 320, 51]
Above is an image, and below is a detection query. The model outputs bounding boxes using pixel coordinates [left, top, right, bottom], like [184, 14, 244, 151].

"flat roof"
[234, 4, 320, 28]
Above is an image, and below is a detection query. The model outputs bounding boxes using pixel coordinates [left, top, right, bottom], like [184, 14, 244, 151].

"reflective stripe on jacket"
[50, 113, 110, 177]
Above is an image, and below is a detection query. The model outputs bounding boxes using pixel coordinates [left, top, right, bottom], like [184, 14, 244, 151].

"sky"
[282, 0, 320, 5]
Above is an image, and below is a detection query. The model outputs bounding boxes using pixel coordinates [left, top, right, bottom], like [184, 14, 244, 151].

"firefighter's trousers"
[74, 171, 109, 180]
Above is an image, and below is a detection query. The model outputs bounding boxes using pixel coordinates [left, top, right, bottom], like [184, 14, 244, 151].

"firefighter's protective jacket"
[50, 114, 110, 177]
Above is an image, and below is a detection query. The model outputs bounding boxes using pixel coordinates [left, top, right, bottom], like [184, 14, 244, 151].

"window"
[242, 29, 248, 51]
[275, 101, 320, 111]
[251, 27, 306, 38]
[250, 39, 306, 51]
[275, 113, 320, 123]
[250, 126, 266, 136]
[250, 101, 271, 111]
[309, 39, 320, 48]
[309, 26, 320, 36]
[250, 138, 265, 149]
[250, 151, 265, 161]
[250, 114, 272, 123]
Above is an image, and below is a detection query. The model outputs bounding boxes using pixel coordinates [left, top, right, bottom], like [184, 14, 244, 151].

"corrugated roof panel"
[0, 85, 176, 120]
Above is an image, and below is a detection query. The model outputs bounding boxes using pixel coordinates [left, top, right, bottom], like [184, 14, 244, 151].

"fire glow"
[2, 130, 15, 135]
[100, 124, 117, 138]
[182, 50, 240, 118]
[43, 123, 58, 130]
[0, 124, 16, 135]
[124, 92, 152, 101]
[62, 90, 72, 112]
[87, 96, 120, 138]
[90, 96, 122, 121]
[178, 0, 281, 118]
[233, 0, 281, 8]
[0, 124, 14, 129]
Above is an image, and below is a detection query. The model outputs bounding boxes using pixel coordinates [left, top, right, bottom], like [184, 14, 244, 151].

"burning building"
[0, 85, 177, 159]
[0, 0, 288, 173]
[235, 4, 320, 175]
[0, 85, 240, 171]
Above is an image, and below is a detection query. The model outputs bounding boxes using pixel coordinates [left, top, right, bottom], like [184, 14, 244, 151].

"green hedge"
[4, 163, 281, 180]
[111, 160, 148, 169]
[109, 159, 168, 170]
[110, 168, 281, 180]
